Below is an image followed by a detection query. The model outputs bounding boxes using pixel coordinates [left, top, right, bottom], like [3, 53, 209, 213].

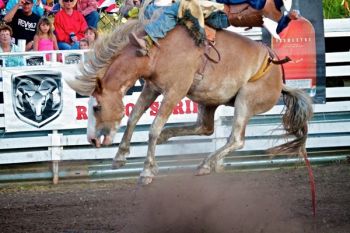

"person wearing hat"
[5, 0, 44, 17]
[54, 0, 87, 50]
[3, 0, 41, 51]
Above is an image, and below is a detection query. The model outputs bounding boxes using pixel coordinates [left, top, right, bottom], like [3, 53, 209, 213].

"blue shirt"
[0, 44, 24, 67]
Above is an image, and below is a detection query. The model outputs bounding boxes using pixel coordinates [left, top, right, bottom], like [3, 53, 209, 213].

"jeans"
[85, 11, 99, 29]
[58, 41, 80, 50]
[144, 2, 180, 42]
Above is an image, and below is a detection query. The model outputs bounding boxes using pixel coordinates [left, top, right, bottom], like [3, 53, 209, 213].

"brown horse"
[67, 20, 313, 185]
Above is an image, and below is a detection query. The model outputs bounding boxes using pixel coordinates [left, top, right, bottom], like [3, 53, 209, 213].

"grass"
[323, 0, 350, 19]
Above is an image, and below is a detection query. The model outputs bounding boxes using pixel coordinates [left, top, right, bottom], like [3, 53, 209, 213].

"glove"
[128, 7, 139, 18]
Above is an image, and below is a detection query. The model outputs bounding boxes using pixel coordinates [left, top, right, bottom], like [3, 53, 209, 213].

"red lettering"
[172, 101, 184, 114]
[125, 103, 135, 117]
[185, 99, 192, 114]
[150, 102, 159, 116]
[193, 102, 198, 113]
[76, 106, 87, 120]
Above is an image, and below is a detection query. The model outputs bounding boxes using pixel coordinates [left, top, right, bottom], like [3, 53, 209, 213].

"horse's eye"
[93, 105, 102, 113]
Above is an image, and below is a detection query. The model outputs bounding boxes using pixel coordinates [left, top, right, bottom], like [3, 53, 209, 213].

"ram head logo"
[13, 76, 62, 127]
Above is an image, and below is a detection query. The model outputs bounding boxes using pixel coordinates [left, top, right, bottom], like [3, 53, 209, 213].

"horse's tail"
[268, 85, 313, 155]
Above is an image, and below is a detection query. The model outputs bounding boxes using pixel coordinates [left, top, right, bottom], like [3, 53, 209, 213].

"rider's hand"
[128, 7, 139, 18]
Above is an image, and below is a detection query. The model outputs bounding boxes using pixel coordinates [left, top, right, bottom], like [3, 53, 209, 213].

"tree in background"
[323, 0, 350, 18]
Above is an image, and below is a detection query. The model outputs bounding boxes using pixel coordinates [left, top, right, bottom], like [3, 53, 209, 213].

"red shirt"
[54, 10, 88, 43]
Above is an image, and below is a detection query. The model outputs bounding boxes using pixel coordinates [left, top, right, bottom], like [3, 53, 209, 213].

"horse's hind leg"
[197, 104, 250, 175]
[112, 83, 159, 169]
[197, 73, 282, 175]
[157, 104, 217, 144]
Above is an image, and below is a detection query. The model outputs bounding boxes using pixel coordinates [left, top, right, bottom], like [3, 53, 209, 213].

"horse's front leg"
[157, 104, 217, 144]
[112, 83, 159, 169]
[140, 92, 187, 185]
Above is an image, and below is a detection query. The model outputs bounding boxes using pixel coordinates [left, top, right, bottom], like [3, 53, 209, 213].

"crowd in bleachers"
[0, 0, 113, 66]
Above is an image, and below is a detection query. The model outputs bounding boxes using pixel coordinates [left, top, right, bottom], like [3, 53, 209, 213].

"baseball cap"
[24, 0, 34, 4]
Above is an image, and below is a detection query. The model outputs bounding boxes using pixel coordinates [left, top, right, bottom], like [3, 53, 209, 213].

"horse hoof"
[196, 165, 211, 176]
[214, 165, 225, 173]
[138, 176, 153, 185]
[111, 160, 126, 169]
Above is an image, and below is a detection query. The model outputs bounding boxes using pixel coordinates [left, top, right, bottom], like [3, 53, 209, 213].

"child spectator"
[79, 38, 89, 49]
[5, 0, 44, 16]
[84, 26, 97, 47]
[0, 24, 24, 67]
[3, 0, 41, 51]
[76, 0, 99, 29]
[54, 0, 87, 50]
[33, 17, 58, 60]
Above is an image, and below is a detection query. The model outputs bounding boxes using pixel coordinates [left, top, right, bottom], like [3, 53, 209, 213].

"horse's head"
[87, 78, 125, 147]
[63, 20, 147, 147]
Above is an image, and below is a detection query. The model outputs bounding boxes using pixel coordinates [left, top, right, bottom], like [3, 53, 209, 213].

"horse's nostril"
[93, 105, 102, 113]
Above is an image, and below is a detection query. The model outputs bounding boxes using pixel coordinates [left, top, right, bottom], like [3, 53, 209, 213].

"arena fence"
[0, 19, 349, 183]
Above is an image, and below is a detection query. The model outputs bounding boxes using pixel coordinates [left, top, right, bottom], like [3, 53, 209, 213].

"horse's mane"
[71, 20, 144, 96]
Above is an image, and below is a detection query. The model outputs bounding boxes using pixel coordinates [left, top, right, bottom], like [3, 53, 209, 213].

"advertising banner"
[2, 65, 198, 132]
[263, 0, 326, 104]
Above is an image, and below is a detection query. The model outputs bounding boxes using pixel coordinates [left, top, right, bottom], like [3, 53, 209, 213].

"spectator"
[84, 26, 97, 47]
[79, 37, 88, 49]
[5, 0, 44, 16]
[3, 0, 40, 51]
[0, 0, 5, 21]
[76, 0, 99, 29]
[0, 0, 5, 9]
[0, 24, 24, 67]
[54, 0, 87, 50]
[33, 17, 58, 60]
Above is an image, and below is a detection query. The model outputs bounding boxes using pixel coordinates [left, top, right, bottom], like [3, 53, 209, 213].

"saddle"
[223, 3, 264, 28]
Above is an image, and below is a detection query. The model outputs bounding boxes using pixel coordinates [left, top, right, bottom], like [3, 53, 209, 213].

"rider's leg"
[262, 0, 295, 37]
[263, 9, 298, 39]
[130, 2, 180, 56]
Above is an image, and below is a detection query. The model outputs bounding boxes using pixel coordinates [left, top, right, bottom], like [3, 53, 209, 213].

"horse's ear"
[94, 77, 103, 95]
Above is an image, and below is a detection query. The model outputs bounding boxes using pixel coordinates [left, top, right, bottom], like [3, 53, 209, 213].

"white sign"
[2, 65, 198, 132]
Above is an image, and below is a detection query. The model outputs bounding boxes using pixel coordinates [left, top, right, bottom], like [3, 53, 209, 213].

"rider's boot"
[264, 10, 299, 39]
[129, 32, 154, 57]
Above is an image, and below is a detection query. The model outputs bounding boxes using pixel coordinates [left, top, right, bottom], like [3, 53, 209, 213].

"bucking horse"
[66, 18, 313, 187]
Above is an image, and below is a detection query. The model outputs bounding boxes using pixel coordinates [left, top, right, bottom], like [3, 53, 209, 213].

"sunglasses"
[63, 0, 74, 2]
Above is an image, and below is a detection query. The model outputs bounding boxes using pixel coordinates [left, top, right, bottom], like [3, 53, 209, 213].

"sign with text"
[2, 65, 198, 132]
[263, 0, 326, 104]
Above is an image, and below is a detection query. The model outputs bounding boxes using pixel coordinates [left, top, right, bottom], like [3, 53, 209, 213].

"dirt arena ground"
[0, 163, 349, 233]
